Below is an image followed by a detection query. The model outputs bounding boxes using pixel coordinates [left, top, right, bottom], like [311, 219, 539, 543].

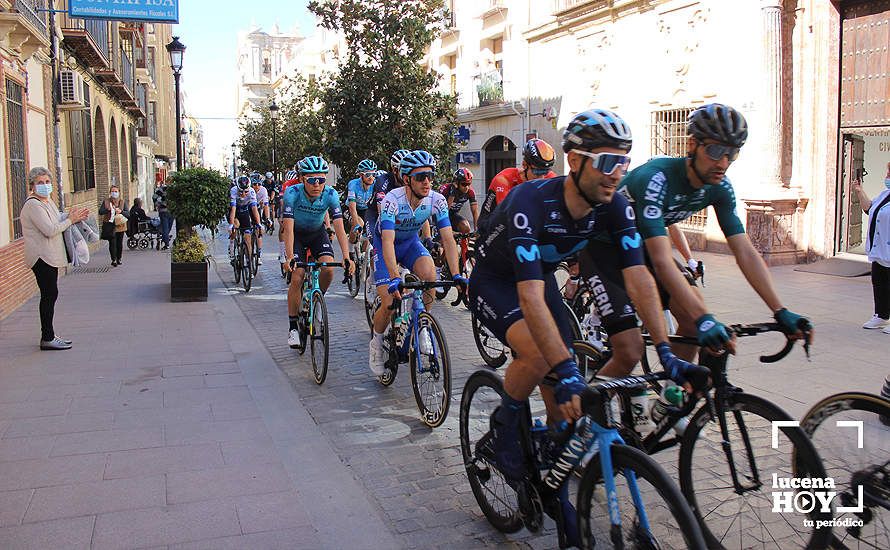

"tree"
[166, 167, 230, 237]
[238, 76, 326, 177]
[309, 0, 458, 186]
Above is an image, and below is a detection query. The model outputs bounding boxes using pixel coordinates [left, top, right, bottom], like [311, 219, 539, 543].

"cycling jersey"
[230, 186, 258, 214]
[618, 156, 745, 239]
[281, 178, 300, 194]
[474, 176, 643, 282]
[478, 167, 557, 232]
[378, 187, 451, 242]
[347, 177, 374, 210]
[253, 185, 269, 206]
[281, 184, 343, 231]
[438, 183, 477, 215]
[365, 172, 398, 231]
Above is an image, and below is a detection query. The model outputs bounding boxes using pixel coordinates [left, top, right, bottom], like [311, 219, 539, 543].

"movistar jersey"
[366, 172, 398, 229]
[346, 177, 374, 210]
[378, 187, 451, 243]
[618, 157, 745, 239]
[281, 184, 342, 231]
[230, 186, 257, 214]
[475, 176, 643, 282]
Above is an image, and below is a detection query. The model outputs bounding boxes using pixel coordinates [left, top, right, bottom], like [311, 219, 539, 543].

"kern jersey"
[230, 187, 257, 214]
[475, 176, 644, 282]
[378, 187, 451, 242]
[438, 183, 477, 215]
[347, 177, 374, 210]
[253, 185, 269, 206]
[281, 184, 343, 231]
[618, 157, 745, 239]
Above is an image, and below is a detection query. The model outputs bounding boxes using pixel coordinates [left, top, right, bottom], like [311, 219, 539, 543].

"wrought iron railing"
[120, 49, 133, 93]
[14, 0, 47, 36]
[85, 18, 110, 60]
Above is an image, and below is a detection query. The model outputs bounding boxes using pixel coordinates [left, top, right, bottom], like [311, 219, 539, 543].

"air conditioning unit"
[58, 70, 85, 108]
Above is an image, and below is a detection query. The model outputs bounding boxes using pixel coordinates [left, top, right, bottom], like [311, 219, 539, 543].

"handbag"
[101, 221, 115, 240]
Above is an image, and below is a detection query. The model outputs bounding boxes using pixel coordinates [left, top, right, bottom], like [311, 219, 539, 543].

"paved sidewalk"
[0, 246, 398, 549]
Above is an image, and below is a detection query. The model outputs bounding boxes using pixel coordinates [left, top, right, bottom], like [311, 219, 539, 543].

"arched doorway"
[93, 107, 108, 209]
[484, 136, 517, 190]
[119, 124, 129, 204]
[108, 120, 121, 197]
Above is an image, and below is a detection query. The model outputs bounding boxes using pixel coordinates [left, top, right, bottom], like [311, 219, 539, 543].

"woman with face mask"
[20, 167, 89, 350]
[99, 185, 126, 266]
[853, 161, 890, 334]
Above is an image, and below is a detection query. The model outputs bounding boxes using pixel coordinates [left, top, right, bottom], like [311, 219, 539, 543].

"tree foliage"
[308, 0, 458, 185]
[238, 76, 325, 177]
[166, 167, 230, 233]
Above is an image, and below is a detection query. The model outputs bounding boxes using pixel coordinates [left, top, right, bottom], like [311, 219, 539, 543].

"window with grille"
[67, 81, 95, 193]
[650, 107, 708, 230]
[6, 79, 27, 239]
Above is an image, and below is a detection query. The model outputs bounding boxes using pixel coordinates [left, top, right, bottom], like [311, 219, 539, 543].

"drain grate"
[69, 266, 110, 274]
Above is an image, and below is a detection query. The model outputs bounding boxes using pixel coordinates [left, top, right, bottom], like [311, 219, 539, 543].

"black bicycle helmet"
[237, 175, 251, 189]
[522, 138, 556, 169]
[562, 108, 632, 153]
[687, 103, 748, 147]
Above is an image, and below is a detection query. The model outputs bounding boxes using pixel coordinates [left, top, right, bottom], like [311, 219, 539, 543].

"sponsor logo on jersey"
[515, 244, 541, 263]
[644, 172, 667, 202]
[620, 233, 642, 250]
[643, 205, 662, 219]
[587, 275, 614, 317]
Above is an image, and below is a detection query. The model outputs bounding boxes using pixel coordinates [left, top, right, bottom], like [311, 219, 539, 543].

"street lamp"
[231, 142, 237, 179]
[269, 100, 279, 182]
[166, 36, 186, 170]
[180, 128, 188, 168]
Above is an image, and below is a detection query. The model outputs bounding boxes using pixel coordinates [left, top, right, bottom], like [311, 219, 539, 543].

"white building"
[235, 23, 304, 119]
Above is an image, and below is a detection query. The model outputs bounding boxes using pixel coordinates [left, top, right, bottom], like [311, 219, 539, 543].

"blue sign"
[69, 0, 180, 23]
[455, 151, 480, 165]
[453, 125, 470, 143]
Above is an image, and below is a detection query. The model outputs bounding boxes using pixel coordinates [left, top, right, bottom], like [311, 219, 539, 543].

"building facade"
[235, 24, 303, 120]
[430, 0, 890, 264]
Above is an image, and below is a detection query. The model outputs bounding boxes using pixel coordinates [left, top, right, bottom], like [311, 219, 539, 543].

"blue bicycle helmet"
[284, 169, 298, 181]
[562, 108, 633, 153]
[356, 159, 377, 173]
[236, 175, 251, 189]
[249, 171, 263, 184]
[297, 156, 329, 174]
[688, 103, 748, 147]
[399, 150, 437, 176]
[390, 149, 411, 171]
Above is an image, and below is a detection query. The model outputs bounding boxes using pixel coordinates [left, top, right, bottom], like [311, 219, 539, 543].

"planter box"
[171, 261, 208, 302]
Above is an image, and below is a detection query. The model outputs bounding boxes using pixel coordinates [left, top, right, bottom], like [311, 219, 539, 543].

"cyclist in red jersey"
[477, 138, 557, 232]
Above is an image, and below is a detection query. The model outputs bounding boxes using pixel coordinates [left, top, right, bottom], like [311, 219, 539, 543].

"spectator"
[99, 185, 127, 266]
[20, 166, 89, 350]
[127, 197, 150, 237]
[853, 161, 890, 333]
[153, 178, 172, 250]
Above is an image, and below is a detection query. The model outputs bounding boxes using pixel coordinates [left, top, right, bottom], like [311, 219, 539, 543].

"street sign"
[453, 125, 470, 143]
[455, 151, 481, 165]
[69, 0, 180, 23]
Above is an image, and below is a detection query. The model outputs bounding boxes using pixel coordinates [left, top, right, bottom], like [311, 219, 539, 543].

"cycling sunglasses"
[573, 150, 631, 176]
[411, 171, 435, 182]
[700, 142, 741, 162]
[360, 171, 376, 178]
[305, 177, 326, 185]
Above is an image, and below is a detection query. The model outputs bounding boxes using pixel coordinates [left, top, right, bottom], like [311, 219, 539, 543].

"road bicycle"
[799, 391, 890, 549]
[363, 243, 378, 329]
[250, 225, 261, 277]
[434, 231, 476, 306]
[460, 368, 708, 549]
[345, 225, 367, 298]
[287, 258, 342, 385]
[574, 323, 833, 549]
[231, 228, 253, 292]
[377, 275, 462, 428]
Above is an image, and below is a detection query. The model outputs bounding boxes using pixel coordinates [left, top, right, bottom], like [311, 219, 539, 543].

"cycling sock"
[373, 330, 384, 344]
[496, 393, 525, 425]
[289, 316, 299, 331]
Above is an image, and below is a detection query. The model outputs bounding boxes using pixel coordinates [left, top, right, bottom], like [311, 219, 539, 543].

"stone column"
[761, 0, 784, 189]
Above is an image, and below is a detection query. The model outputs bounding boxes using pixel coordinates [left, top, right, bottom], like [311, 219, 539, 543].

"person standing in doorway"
[854, 161, 890, 333]
[20, 167, 89, 350]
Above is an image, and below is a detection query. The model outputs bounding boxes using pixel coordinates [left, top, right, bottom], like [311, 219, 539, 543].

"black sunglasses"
[700, 142, 740, 162]
[411, 171, 435, 182]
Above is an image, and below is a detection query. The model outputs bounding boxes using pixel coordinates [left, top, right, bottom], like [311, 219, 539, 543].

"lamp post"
[166, 36, 186, 170]
[180, 128, 188, 168]
[269, 100, 279, 183]
[231, 142, 237, 179]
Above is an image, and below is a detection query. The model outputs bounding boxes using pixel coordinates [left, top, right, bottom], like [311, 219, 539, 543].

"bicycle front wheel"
[578, 443, 706, 549]
[233, 242, 242, 284]
[799, 392, 890, 550]
[363, 253, 377, 330]
[309, 291, 329, 385]
[409, 311, 452, 428]
[679, 391, 831, 549]
[241, 244, 252, 292]
[471, 312, 507, 369]
[459, 370, 523, 533]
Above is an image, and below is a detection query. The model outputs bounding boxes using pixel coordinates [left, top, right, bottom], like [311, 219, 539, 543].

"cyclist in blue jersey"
[227, 175, 261, 265]
[347, 159, 377, 253]
[367, 150, 467, 376]
[250, 172, 270, 265]
[281, 156, 354, 349]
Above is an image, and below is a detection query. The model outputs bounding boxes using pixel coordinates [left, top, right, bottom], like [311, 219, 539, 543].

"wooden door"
[840, 135, 865, 251]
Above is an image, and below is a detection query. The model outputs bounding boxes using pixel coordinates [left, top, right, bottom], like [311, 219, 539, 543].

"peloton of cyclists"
[228, 175, 262, 264]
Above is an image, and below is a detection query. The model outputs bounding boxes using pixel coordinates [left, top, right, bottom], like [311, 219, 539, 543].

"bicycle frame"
[391, 287, 430, 362]
[590, 421, 654, 535]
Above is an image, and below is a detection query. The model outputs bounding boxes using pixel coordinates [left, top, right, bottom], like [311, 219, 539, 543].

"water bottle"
[629, 388, 655, 435]
[650, 385, 688, 435]
[393, 312, 409, 347]
[543, 416, 592, 491]
[582, 312, 605, 351]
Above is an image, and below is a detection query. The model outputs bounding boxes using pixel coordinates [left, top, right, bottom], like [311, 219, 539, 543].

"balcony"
[99, 49, 136, 106]
[480, 0, 506, 19]
[138, 102, 157, 141]
[474, 69, 504, 107]
[127, 82, 147, 119]
[59, 6, 111, 69]
[0, 0, 50, 60]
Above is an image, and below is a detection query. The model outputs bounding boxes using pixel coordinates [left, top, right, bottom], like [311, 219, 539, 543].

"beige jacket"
[21, 197, 72, 268]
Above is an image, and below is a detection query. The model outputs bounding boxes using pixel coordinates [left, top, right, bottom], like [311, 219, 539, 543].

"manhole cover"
[69, 266, 110, 274]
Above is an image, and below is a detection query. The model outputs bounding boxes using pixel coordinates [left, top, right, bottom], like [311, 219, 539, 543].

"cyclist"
[277, 168, 301, 271]
[477, 138, 558, 232]
[263, 171, 277, 217]
[366, 149, 411, 235]
[250, 172, 270, 265]
[227, 175, 261, 266]
[437, 168, 478, 234]
[368, 150, 467, 376]
[281, 156, 353, 349]
[346, 159, 377, 251]
[469, 109, 704, 546]
[613, 103, 811, 360]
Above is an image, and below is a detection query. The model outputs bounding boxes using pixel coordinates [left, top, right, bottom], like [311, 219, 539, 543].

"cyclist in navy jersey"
[365, 149, 410, 237]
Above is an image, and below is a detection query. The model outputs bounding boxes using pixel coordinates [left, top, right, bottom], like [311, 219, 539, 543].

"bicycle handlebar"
[725, 322, 812, 363]
[288, 259, 343, 269]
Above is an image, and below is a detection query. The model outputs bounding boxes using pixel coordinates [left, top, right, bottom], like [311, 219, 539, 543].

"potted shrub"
[166, 168, 230, 302]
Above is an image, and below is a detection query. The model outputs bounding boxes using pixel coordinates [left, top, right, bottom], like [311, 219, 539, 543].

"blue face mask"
[34, 183, 52, 197]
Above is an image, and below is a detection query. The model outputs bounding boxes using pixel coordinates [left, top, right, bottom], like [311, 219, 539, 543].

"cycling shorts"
[293, 226, 333, 261]
[235, 212, 254, 234]
[372, 233, 431, 286]
[469, 266, 574, 351]
[577, 241, 640, 336]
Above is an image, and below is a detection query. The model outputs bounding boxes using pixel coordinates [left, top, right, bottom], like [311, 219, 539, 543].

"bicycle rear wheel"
[577, 443, 706, 549]
[799, 392, 890, 550]
[363, 252, 377, 329]
[459, 370, 523, 533]
[233, 241, 242, 284]
[410, 311, 451, 428]
[471, 312, 507, 369]
[679, 391, 831, 549]
[309, 291, 329, 385]
[251, 238, 259, 276]
[347, 244, 361, 298]
[571, 341, 608, 383]
[241, 243, 252, 292]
